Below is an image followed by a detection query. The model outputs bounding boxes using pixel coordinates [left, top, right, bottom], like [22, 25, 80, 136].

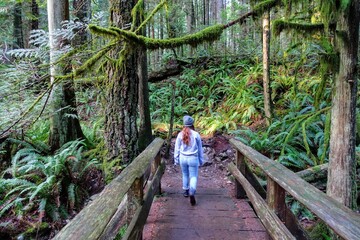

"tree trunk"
[327, 0, 359, 209]
[204, 0, 209, 26]
[202, 0, 206, 25]
[186, 0, 195, 33]
[105, 0, 139, 163]
[48, 0, 85, 152]
[262, 10, 272, 126]
[137, 1, 153, 152]
[13, 2, 23, 49]
[138, 47, 152, 152]
[31, 0, 39, 30]
[73, 0, 91, 42]
[185, 0, 195, 55]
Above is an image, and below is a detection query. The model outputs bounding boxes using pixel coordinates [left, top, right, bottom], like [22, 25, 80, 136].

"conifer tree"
[48, 0, 85, 151]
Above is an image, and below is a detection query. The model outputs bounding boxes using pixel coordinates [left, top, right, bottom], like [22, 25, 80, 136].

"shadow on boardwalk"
[143, 163, 270, 240]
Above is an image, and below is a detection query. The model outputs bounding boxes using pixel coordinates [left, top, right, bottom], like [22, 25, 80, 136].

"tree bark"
[327, 0, 359, 209]
[186, 0, 196, 33]
[73, 0, 91, 43]
[262, 10, 272, 125]
[31, 0, 39, 30]
[48, 0, 85, 152]
[13, 2, 23, 49]
[137, 1, 153, 153]
[204, 0, 209, 26]
[138, 47, 152, 152]
[105, 0, 139, 163]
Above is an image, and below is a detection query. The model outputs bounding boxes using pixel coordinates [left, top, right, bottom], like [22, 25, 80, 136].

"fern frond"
[38, 198, 47, 222]
[29, 175, 55, 201]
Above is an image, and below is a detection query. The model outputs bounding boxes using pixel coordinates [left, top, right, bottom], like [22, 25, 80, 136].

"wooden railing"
[228, 138, 360, 240]
[53, 138, 164, 240]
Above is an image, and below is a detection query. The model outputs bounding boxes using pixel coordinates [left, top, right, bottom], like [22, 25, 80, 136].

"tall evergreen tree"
[262, 9, 272, 125]
[270, 0, 360, 209]
[47, 0, 85, 152]
[105, 0, 140, 162]
[13, 1, 23, 49]
[326, 0, 359, 209]
[30, 0, 39, 30]
[137, 1, 153, 152]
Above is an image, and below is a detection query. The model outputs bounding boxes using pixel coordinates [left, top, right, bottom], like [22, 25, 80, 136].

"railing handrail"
[53, 138, 164, 240]
[230, 138, 360, 240]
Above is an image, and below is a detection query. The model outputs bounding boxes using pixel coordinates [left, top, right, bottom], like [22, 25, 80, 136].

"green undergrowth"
[149, 39, 360, 173]
[0, 139, 101, 238]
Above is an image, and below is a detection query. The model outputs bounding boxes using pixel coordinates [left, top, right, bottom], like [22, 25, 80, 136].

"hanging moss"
[134, 0, 166, 34]
[314, 38, 338, 109]
[88, 25, 120, 38]
[91, 24, 225, 50]
[91, 0, 281, 52]
[72, 41, 116, 77]
[320, 111, 331, 164]
[340, 0, 351, 11]
[131, 0, 144, 32]
[319, 0, 336, 32]
[272, 19, 325, 36]
[252, 0, 280, 16]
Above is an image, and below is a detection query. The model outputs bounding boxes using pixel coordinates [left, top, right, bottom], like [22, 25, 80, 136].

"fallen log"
[296, 163, 328, 182]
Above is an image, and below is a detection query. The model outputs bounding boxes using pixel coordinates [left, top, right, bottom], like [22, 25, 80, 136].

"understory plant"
[150, 59, 264, 135]
[0, 140, 99, 228]
[234, 102, 331, 170]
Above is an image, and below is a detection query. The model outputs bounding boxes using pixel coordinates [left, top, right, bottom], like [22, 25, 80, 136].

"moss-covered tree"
[262, 9, 272, 125]
[104, 0, 140, 163]
[48, 0, 85, 151]
[137, 0, 153, 153]
[13, 1, 23, 49]
[271, 0, 359, 209]
[325, 0, 359, 209]
[81, 0, 278, 162]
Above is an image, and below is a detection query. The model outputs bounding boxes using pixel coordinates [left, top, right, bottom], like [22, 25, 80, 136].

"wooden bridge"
[53, 138, 360, 240]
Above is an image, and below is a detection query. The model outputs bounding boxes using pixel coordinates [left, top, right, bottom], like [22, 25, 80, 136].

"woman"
[174, 115, 203, 206]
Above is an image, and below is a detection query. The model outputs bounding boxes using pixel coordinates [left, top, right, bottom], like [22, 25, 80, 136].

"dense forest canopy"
[0, 0, 359, 239]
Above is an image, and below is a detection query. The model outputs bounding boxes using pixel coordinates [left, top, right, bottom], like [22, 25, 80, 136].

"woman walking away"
[174, 115, 204, 206]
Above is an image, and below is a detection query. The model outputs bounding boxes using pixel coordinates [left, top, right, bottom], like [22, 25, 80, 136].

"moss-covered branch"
[134, 0, 166, 34]
[96, 24, 225, 50]
[89, 0, 281, 51]
[72, 41, 116, 77]
[272, 19, 326, 36]
[0, 78, 60, 138]
[224, 0, 280, 28]
[252, 0, 280, 16]
[88, 25, 120, 38]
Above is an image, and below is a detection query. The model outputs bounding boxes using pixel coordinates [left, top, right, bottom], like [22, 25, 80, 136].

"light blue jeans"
[180, 156, 199, 195]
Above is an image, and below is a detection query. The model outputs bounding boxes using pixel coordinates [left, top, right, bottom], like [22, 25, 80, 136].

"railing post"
[151, 153, 162, 195]
[267, 178, 286, 221]
[235, 150, 247, 198]
[127, 176, 144, 239]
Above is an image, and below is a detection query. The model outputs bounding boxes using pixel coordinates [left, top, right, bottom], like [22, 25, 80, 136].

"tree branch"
[224, 0, 280, 29]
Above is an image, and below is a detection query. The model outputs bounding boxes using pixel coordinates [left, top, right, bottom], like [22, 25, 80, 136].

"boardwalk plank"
[143, 165, 270, 240]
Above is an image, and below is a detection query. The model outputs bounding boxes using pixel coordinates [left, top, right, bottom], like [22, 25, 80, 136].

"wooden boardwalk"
[143, 164, 270, 240]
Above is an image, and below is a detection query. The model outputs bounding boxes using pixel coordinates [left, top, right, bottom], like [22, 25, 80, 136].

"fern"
[0, 139, 99, 220]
